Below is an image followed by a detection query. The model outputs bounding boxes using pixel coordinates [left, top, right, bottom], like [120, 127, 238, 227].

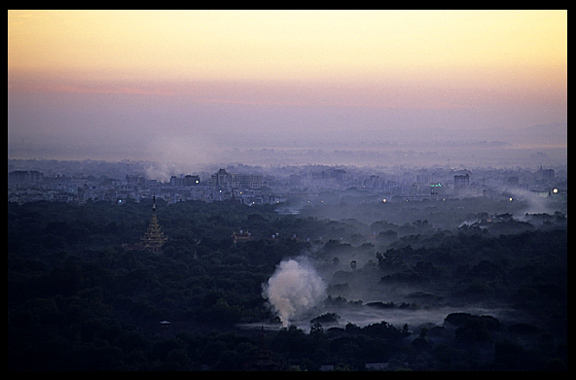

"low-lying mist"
[253, 194, 566, 334]
[255, 248, 529, 332]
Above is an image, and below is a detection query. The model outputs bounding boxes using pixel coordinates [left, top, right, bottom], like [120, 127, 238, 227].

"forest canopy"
[8, 197, 567, 371]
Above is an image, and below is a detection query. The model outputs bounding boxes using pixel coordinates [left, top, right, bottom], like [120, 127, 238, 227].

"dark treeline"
[8, 199, 567, 371]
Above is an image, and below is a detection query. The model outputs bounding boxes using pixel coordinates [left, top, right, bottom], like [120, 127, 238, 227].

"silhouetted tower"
[140, 196, 167, 253]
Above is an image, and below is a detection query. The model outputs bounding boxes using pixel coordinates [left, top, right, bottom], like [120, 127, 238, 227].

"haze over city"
[8, 10, 568, 371]
[8, 10, 567, 168]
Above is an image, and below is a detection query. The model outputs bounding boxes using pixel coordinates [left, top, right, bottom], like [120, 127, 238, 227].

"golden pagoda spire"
[141, 196, 167, 253]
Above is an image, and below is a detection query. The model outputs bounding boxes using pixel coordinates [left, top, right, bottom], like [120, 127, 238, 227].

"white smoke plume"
[262, 258, 326, 327]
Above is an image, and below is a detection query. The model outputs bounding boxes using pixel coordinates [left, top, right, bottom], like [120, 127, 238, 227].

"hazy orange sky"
[8, 10, 567, 165]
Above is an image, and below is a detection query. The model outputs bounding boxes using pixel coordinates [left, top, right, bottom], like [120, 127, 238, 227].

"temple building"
[232, 230, 252, 243]
[140, 196, 167, 253]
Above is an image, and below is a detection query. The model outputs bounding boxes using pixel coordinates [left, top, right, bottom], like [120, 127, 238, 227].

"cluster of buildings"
[7, 167, 280, 206]
[8, 162, 566, 206]
[8, 161, 566, 257]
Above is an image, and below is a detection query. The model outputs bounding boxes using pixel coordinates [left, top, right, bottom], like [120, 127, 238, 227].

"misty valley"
[8, 161, 567, 371]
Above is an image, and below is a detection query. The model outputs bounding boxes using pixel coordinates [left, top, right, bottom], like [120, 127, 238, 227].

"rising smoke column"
[262, 258, 326, 327]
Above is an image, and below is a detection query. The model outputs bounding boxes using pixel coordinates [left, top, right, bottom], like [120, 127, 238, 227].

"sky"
[8, 10, 567, 167]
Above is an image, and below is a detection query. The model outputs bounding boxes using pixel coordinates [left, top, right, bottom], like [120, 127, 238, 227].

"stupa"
[140, 196, 167, 253]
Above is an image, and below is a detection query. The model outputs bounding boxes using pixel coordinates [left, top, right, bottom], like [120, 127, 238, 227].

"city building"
[8, 170, 43, 186]
[535, 166, 555, 181]
[208, 168, 263, 190]
[238, 174, 263, 189]
[232, 230, 252, 243]
[183, 175, 200, 186]
[169, 175, 183, 187]
[454, 174, 470, 190]
[429, 182, 443, 196]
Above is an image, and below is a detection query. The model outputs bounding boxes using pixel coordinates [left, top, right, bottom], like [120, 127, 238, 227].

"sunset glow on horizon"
[9, 10, 566, 101]
[8, 10, 567, 165]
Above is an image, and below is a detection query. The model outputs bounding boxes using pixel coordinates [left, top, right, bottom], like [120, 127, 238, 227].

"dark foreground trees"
[8, 200, 567, 370]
